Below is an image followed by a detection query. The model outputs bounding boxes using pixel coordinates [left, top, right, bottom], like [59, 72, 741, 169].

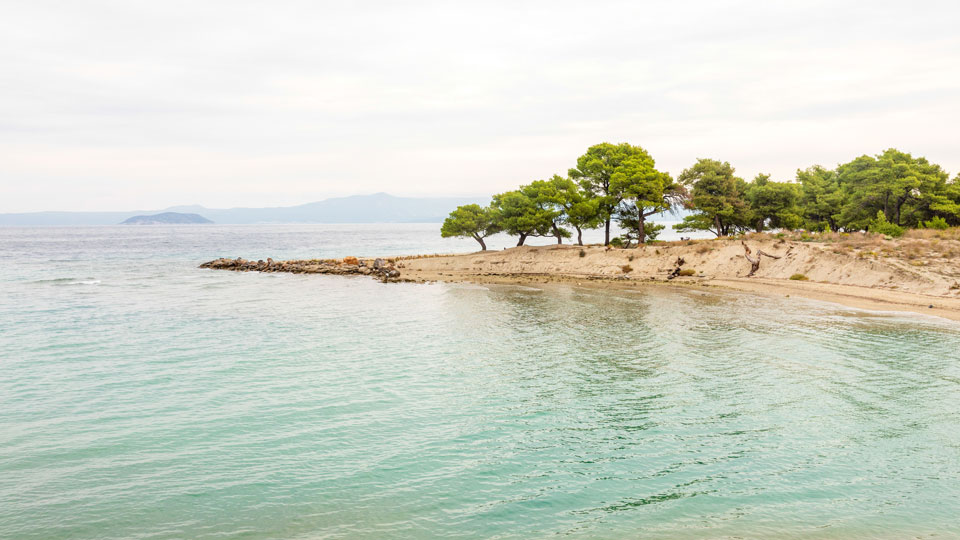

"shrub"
[678, 268, 696, 276]
[609, 237, 624, 248]
[644, 223, 665, 243]
[628, 255, 635, 261]
[579, 249, 586, 258]
[789, 273, 809, 281]
[924, 216, 950, 230]
[621, 264, 633, 273]
[870, 211, 905, 238]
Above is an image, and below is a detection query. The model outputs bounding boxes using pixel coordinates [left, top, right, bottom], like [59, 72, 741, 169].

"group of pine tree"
[441, 143, 960, 250]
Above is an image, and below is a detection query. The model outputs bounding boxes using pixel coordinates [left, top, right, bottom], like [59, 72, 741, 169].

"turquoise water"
[1, 225, 959, 539]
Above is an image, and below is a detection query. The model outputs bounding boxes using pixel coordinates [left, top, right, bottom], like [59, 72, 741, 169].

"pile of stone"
[199, 256, 401, 281]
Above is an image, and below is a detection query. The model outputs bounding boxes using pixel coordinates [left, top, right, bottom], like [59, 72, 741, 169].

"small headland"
[200, 230, 960, 321]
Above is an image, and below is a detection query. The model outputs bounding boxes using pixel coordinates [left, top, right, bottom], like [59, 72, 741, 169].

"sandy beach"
[395, 235, 960, 321]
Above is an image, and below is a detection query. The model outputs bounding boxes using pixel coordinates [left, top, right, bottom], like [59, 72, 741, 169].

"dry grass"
[904, 227, 960, 241]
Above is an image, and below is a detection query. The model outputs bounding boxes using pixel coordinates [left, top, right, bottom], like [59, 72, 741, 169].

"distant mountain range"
[0, 193, 487, 226]
[121, 212, 214, 225]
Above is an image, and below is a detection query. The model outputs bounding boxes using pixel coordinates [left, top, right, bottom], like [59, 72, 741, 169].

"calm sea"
[1, 224, 959, 540]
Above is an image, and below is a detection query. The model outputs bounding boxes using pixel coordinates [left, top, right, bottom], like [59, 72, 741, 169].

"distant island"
[0, 193, 486, 226]
[121, 212, 213, 225]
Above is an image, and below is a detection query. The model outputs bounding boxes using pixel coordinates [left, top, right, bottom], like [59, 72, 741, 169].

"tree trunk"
[742, 241, 781, 277]
[604, 218, 611, 245]
[895, 194, 907, 226]
[714, 215, 722, 237]
[575, 227, 583, 246]
[552, 223, 563, 244]
[516, 233, 527, 247]
[474, 235, 487, 251]
[638, 216, 646, 245]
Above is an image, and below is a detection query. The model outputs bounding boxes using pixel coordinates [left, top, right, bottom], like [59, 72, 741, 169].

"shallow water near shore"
[1, 224, 959, 539]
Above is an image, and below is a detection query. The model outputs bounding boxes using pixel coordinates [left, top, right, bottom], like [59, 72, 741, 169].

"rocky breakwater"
[199, 256, 402, 281]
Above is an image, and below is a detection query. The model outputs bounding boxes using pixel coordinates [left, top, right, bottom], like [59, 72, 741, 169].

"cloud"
[1, 0, 959, 211]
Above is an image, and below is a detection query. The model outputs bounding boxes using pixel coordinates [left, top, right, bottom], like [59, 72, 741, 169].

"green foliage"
[491, 190, 555, 246]
[565, 197, 602, 241]
[440, 204, 500, 250]
[675, 159, 752, 236]
[744, 173, 802, 232]
[569, 143, 660, 244]
[797, 165, 844, 231]
[519, 176, 574, 244]
[444, 145, 960, 248]
[870, 211, 905, 238]
[924, 216, 950, 230]
[789, 274, 809, 281]
[644, 223, 665, 242]
[608, 147, 679, 244]
[578, 249, 586, 257]
[837, 148, 950, 229]
[617, 205, 668, 245]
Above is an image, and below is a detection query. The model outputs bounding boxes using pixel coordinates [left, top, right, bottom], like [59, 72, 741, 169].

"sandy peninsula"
[201, 231, 960, 322]
[394, 233, 960, 321]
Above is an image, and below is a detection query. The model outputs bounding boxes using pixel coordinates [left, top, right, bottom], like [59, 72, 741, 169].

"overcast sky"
[2, 1, 958, 212]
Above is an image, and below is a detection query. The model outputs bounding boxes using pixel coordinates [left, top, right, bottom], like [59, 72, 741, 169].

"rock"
[200, 255, 400, 281]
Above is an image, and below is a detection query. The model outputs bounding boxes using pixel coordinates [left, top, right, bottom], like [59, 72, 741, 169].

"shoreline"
[201, 236, 960, 322]
[402, 269, 960, 322]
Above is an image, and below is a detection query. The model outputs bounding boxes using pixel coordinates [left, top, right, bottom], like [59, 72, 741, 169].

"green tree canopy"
[440, 204, 501, 250]
[565, 197, 602, 246]
[907, 170, 960, 227]
[610, 153, 679, 243]
[797, 165, 844, 231]
[674, 158, 752, 237]
[569, 142, 658, 245]
[837, 148, 950, 229]
[491, 189, 555, 246]
[519, 177, 573, 244]
[744, 174, 802, 232]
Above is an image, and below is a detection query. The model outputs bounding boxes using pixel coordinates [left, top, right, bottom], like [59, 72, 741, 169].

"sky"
[2, 0, 959, 212]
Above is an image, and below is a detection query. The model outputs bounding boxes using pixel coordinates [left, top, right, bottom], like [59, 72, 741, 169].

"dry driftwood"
[667, 256, 686, 280]
[742, 241, 781, 277]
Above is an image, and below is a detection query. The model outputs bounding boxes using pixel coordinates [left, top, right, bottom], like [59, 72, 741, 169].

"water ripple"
[1, 226, 959, 539]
